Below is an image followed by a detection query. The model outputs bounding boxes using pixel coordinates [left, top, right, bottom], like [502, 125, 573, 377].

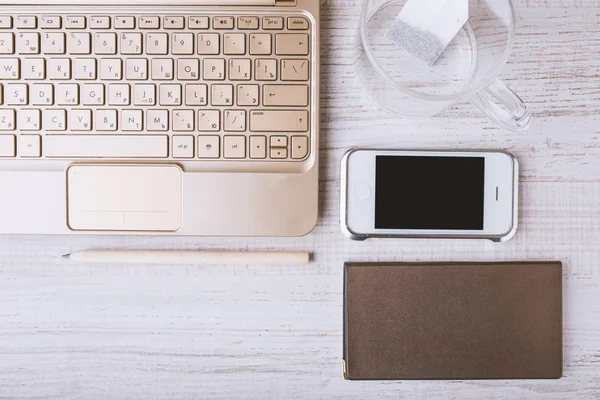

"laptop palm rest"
[67, 165, 183, 232]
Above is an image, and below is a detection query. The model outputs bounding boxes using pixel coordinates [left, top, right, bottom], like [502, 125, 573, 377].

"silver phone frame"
[340, 148, 519, 242]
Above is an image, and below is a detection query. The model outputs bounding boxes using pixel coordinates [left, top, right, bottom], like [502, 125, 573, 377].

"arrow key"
[291, 136, 309, 160]
[270, 148, 288, 159]
[270, 135, 287, 148]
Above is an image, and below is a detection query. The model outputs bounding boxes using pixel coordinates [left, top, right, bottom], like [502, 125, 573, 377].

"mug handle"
[469, 78, 532, 132]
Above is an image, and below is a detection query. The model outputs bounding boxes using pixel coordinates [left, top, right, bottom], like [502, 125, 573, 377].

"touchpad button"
[67, 165, 182, 232]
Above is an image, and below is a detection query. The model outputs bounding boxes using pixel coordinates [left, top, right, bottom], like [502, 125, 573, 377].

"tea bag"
[386, 0, 469, 66]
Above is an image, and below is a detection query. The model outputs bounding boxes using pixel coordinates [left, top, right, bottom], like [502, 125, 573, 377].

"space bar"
[45, 135, 169, 158]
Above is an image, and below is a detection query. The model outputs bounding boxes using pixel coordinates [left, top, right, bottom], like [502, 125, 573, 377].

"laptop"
[0, 0, 319, 236]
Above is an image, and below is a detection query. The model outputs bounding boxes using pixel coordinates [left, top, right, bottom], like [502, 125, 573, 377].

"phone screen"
[375, 156, 485, 230]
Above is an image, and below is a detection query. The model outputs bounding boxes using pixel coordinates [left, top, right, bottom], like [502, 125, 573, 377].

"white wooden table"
[1, 1, 600, 398]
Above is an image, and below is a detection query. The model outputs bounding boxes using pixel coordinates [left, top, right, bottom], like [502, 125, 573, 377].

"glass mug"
[353, 0, 531, 132]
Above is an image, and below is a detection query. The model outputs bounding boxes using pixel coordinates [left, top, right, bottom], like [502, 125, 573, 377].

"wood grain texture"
[1, 1, 600, 399]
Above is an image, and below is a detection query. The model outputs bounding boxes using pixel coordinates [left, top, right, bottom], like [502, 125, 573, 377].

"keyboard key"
[41, 16, 61, 29]
[223, 136, 245, 159]
[120, 33, 143, 55]
[139, 16, 160, 29]
[96, 109, 118, 131]
[229, 59, 251, 81]
[224, 110, 246, 132]
[263, 17, 283, 30]
[17, 32, 39, 54]
[56, 84, 79, 105]
[147, 109, 169, 131]
[0, 59, 20, 79]
[43, 32, 66, 54]
[164, 16, 185, 29]
[100, 58, 123, 80]
[0, 16, 13, 29]
[31, 83, 54, 105]
[281, 59, 310, 81]
[189, 16, 209, 30]
[276, 33, 309, 55]
[250, 110, 308, 132]
[204, 59, 225, 80]
[237, 85, 259, 106]
[223, 33, 245, 55]
[255, 59, 276, 80]
[185, 84, 207, 106]
[44, 135, 168, 158]
[22, 58, 46, 80]
[172, 33, 194, 55]
[152, 58, 174, 80]
[213, 16, 234, 29]
[172, 109, 194, 131]
[281, 59, 309, 81]
[249, 33, 271, 55]
[70, 109, 92, 131]
[177, 59, 200, 80]
[0, 134, 15, 156]
[108, 84, 131, 106]
[19, 109, 41, 131]
[0, 32, 14, 54]
[211, 84, 233, 106]
[65, 16, 86, 29]
[147, 33, 168, 54]
[19, 134, 41, 157]
[95, 33, 117, 54]
[68, 32, 92, 54]
[126, 59, 148, 80]
[198, 110, 220, 131]
[159, 84, 182, 106]
[0, 110, 15, 131]
[197, 135, 219, 158]
[237, 84, 259, 106]
[270, 136, 287, 148]
[270, 148, 287, 159]
[48, 58, 71, 80]
[43, 109, 66, 131]
[197, 33, 219, 55]
[16, 16, 37, 29]
[90, 16, 110, 29]
[81, 83, 104, 105]
[238, 16, 259, 30]
[74, 58, 96, 80]
[133, 84, 156, 106]
[121, 109, 143, 131]
[173, 135, 194, 158]
[263, 85, 308, 107]
[6, 84, 28, 105]
[115, 16, 135, 29]
[249, 136, 267, 159]
[288, 17, 309, 30]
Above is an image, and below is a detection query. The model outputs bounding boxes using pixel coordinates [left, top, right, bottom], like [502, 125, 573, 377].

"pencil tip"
[62, 253, 70, 259]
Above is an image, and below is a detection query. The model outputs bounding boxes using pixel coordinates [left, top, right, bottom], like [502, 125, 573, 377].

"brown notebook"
[343, 261, 563, 380]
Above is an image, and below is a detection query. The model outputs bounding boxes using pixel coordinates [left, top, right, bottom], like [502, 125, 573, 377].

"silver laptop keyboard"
[0, 12, 312, 161]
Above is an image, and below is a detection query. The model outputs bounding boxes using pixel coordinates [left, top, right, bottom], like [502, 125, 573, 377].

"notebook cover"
[343, 261, 563, 380]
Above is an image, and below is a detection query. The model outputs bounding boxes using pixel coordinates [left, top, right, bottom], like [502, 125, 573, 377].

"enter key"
[263, 85, 309, 107]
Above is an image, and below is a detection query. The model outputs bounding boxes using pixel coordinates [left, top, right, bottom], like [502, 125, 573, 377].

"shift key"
[250, 110, 308, 132]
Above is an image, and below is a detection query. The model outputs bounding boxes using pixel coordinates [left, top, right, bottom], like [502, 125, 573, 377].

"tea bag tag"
[386, 0, 468, 66]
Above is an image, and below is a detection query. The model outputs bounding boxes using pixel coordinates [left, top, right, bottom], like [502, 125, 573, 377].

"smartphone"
[340, 149, 519, 241]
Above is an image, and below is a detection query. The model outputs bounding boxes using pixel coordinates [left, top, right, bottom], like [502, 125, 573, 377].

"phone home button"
[354, 184, 371, 200]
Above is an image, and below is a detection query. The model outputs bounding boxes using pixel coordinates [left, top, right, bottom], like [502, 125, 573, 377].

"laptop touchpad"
[67, 165, 182, 232]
